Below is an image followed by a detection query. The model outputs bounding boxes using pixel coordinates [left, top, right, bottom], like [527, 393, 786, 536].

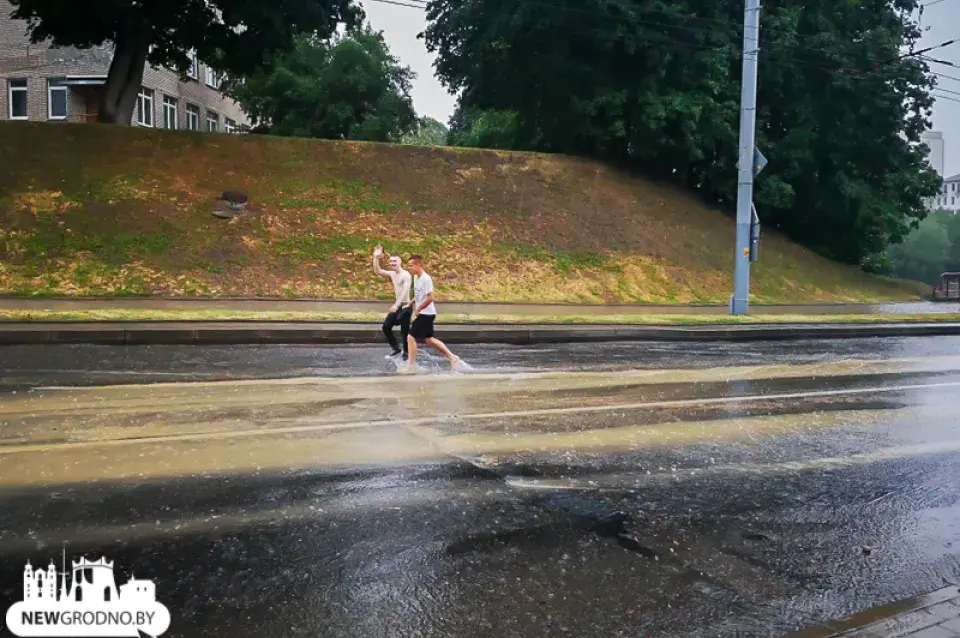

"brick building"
[0, 0, 248, 131]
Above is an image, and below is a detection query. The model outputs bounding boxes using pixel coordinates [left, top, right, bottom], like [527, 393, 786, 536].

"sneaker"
[396, 363, 418, 375]
[385, 350, 402, 360]
[402, 353, 409, 361]
[451, 357, 469, 372]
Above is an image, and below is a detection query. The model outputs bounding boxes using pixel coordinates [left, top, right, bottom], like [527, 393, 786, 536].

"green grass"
[495, 242, 617, 274]
[272, 235, 446, 263]
[13, 221, 172, 266]
[0, 121, 931, 302]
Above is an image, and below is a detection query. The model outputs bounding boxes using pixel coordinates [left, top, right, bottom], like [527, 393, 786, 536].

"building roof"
[946, 173, 960, 182]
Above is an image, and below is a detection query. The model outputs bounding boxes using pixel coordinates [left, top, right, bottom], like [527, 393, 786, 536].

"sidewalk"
[2, 320, 960, 345]
[792, 586, 960, 637]
[0, 296, 953, 316]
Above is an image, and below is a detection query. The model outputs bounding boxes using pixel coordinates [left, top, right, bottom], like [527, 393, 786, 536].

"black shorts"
[410, 315, 436, 341]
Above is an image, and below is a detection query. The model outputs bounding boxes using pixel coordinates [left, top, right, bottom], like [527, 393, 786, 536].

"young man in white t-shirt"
[401, 254, 464, 373]
[373, 245, 412, 359]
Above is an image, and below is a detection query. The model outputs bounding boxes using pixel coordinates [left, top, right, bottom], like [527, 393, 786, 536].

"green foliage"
[8, 0, 361, 122]
[9, 0, 360, 74]
[232, 27, 417, 142]
[448, 108, 522, 149]
[889, 209, 960, 284]
[423, 0, 941, 264]
[401, 117, 449, 146]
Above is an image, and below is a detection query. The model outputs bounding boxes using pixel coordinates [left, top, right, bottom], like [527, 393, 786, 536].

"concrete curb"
[2, 321, 960, 346]
[0, 296, 951, 316]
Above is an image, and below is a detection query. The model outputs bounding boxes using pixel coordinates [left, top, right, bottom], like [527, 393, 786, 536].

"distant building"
[923, 130, 946, 176]
[931, 173, 960, 212]
[0, 0, 248, 131]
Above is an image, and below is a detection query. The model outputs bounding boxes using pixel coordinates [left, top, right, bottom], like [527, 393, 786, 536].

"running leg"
[425, 337, 458, 362]
[406, 334, 418, 366]
[398, 307, 412, 357]
[382, 312, 400, 354]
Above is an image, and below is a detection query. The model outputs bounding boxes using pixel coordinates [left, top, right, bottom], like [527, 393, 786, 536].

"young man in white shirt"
[401, 254, 464, 373]
[373, 245, 412, 360]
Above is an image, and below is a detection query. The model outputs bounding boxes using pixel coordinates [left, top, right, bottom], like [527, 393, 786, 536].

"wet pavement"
[2, 338, 960, 636]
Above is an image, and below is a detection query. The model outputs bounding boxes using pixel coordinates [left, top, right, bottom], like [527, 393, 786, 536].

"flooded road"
[2, 339, 960, 636]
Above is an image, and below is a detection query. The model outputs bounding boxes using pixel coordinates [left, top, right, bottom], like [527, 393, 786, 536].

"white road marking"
[1, 380, 958, 455]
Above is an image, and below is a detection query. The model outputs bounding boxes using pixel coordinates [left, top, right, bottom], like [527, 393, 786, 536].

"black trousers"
[382, 306, 412, 353]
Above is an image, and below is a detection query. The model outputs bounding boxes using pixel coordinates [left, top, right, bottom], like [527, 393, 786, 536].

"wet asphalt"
[2, 338, 960, 637]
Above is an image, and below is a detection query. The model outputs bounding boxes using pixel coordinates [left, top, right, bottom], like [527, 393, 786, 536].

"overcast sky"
[363, 0, 960, 176]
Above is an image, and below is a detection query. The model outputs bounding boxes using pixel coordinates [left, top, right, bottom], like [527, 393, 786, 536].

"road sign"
[753, 147, 767, 177]
[736, 146, 767, 177]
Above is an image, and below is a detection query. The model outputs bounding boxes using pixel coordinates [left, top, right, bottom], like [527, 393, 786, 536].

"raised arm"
[372, 245, 391, 276]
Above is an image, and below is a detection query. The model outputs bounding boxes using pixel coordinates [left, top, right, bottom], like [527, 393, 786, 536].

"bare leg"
[406, 334, 418, 366]
[425, 337, 459, 363]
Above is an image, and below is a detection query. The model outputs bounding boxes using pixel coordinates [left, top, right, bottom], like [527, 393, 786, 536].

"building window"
[47, 79, 68, 120]
[8, 79, 28, 120]
[137, 87, 154, 127]
[162, 95, 178, 130]
[224, 118, 237, 134]
[206, 111, 219, 132]
[187, 52, 199, 80]
[204, 66, 219, 88]
[186, 104, 200, 131]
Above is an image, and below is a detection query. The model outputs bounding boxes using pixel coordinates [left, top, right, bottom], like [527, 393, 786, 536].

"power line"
[922, 55, 959, 68]
[932, 91, 960, 104]
[922, 0, 954, 7]
[932, 70, 960, 83]
[363, 0, 427, 8]
[933, 85, 960, 96]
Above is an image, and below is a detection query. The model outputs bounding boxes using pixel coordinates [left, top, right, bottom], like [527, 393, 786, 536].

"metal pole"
[730, 0, 760, 316]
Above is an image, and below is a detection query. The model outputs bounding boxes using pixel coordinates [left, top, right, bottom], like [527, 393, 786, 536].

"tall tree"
[888, 212, 951, 284]
[422, 0, 941, 264]
[7, 0, 361, 125]
[402, 116, 449, 146]
[231, 27, 416, 141]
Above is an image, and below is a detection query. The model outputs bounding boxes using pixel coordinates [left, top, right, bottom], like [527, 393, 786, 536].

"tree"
[401, 116, 449, 146]
[447, 107, 521, 149]
[888, 212, 951, 284]
[422, 0, 941, 264]
[231, 27, 417, 142]
[8, 0, 361, 125]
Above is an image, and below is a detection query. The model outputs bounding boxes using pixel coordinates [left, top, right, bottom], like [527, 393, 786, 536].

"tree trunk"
[97, 28, 151, 125]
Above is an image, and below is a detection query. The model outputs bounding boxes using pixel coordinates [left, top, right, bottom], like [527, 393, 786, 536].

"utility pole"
[730, 0, 761, 316]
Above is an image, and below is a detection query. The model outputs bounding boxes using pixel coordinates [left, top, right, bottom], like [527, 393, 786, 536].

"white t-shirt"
[390, 270, 412, 305]
[413, 272, 437, 315]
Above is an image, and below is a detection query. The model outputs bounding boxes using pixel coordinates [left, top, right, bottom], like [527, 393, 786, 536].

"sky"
[363, 0, 960, 176]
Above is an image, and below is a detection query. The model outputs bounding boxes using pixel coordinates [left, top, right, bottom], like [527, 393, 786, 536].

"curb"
[2, 322, 960, 346]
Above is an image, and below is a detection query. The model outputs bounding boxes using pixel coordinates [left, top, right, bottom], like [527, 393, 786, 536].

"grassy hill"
[0, 122, 927, 302]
